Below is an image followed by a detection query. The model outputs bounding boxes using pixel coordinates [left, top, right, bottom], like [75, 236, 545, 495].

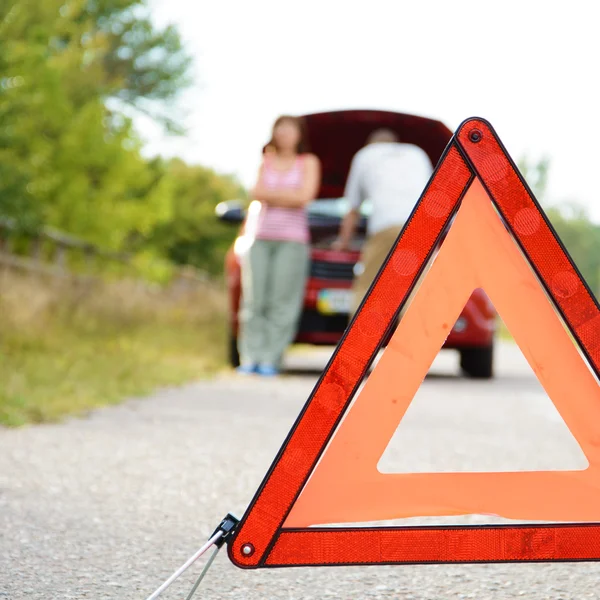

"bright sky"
[145, 0, 600, 219]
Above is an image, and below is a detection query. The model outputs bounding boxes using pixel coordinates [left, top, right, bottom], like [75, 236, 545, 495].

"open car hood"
[302, 110, 453, 199]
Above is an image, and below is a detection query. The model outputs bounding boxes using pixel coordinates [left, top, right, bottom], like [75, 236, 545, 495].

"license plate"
[317, 289, 352, 315]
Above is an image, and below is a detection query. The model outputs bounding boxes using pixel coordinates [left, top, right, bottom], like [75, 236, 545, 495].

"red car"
[216, 110, 496, 377]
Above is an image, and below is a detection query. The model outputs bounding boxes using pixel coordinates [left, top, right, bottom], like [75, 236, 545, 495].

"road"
[1, 341, 599, 599]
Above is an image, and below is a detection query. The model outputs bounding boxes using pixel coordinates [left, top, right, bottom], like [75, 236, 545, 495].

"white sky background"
[144, 0, 600, 219]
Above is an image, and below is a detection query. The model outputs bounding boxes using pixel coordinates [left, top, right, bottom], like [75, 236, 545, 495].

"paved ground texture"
[1, 342, 600, 599]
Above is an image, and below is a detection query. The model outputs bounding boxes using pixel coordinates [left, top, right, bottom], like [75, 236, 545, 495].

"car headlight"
[234, 236, 252, 257]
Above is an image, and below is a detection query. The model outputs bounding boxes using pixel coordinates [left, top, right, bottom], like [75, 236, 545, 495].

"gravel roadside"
[1, 344, 599, 599]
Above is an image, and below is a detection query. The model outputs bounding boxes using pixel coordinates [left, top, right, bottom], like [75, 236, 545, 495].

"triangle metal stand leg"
[143, 513, 239, 600]
[184, 545, 221, 600]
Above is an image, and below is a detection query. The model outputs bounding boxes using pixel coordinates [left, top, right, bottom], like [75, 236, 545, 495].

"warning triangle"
[228, 118, 600, 568]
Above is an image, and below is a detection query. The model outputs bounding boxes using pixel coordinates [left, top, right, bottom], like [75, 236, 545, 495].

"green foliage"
[0, 0, 184, 236]
[148, 159, 246, 275]
[0, 0, 241, 278]
[518, 154, 550, 200]
[546, 203, 600, 297]
[519, 157, 600, 297]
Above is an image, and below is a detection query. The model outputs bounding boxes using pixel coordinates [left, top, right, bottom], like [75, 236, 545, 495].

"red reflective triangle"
[228, 118, 600, 568]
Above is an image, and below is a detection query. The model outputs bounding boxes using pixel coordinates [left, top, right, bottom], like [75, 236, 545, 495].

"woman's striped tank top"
[255, 155, 310, 244]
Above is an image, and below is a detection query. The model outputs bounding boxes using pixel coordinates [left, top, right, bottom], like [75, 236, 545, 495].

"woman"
[237, 115, 321, 376]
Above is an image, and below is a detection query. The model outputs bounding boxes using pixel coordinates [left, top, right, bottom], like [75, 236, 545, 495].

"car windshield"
[308, 198, 371, 219]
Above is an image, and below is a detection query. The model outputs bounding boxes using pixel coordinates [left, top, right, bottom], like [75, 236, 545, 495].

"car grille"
[298, 310, 349, 334]
[310, 260, 355, 281]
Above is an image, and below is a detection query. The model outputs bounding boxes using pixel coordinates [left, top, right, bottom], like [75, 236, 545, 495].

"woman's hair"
[264, 115, 310, 154]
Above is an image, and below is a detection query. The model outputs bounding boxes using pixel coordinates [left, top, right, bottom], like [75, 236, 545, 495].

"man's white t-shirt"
[344, 142, 433, 237]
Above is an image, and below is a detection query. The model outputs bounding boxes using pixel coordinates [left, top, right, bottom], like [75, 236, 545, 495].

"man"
[333, 128, 433, 315]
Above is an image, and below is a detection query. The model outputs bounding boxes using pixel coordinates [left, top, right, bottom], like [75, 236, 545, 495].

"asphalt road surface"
[1, 341, 599, 599]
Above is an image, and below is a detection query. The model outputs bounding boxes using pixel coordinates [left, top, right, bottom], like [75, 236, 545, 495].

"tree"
[518, 156, 600, 297]
[147, 159, 246, 276]
[545, 203, 600, 297]
[60, 0, 192, 132]
[0, 0, 191, 245]
[518, 154, 551, 200]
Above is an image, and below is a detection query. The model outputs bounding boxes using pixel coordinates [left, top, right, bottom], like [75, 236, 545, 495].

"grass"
[497, 319, 514, 342]
[0, 270, 227, 427]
